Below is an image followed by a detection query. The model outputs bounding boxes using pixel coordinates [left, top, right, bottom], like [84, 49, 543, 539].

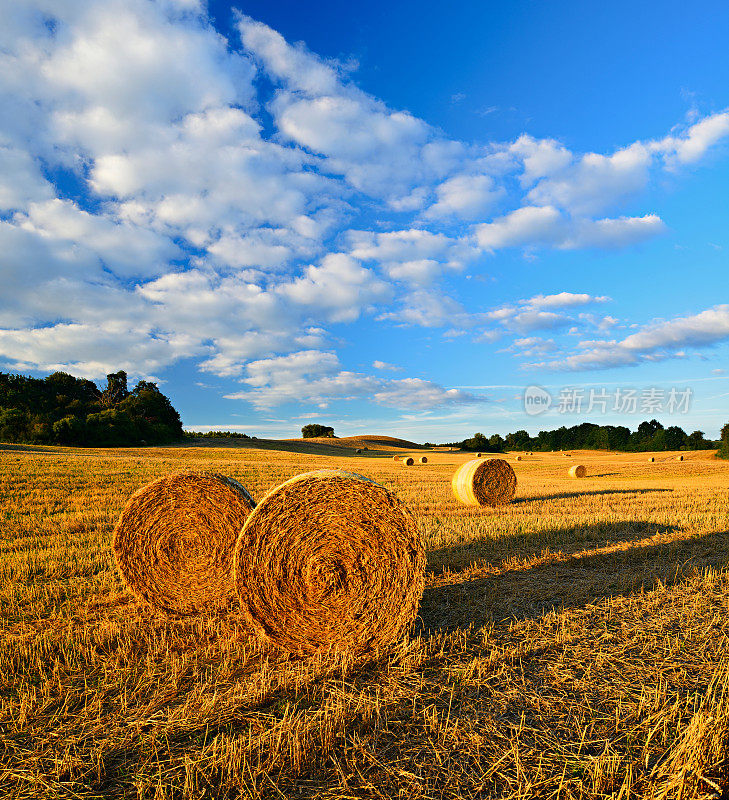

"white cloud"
[530, 305, 729, 371]
[373, 378, 482, 409]
[655, 111, 729, 165]
[347, 228, 477, 286]
[423, 173, 503, 220]
[475, 206, 665, 252]
[0, 1, 727, 392]
[526, 143, 651, 215]
[0, 322, 200, 378]
[475, 205, 564, 250]
[563, 214, 666, 249]
[525, 292, 611, 309]
[276, 253, 391, 322]
[223, 349, 480, 410]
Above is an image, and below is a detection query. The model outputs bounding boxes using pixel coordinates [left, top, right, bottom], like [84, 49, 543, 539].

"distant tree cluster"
[301, 424, 335, 439]
[719, 423, 729, 459]
[183, 430, 252, 439]
[452, 420, 718, 453]
[0, 370, 183, 446]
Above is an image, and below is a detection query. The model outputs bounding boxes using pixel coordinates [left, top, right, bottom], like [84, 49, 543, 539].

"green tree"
[488, 433, 505, 452]
[719, 423, 729, 459]
[0, 408, 28, 442]
[52, 416, 85, 444]
[301, 424, 335, 438]
[85, 409, 138, 446]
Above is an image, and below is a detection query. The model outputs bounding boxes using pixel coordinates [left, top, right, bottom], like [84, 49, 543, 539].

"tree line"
[431, 419, 722, 453]
[0, 370, 183, 446]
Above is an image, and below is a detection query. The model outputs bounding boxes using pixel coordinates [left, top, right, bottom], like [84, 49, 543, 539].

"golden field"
[1, 442, 728, 799]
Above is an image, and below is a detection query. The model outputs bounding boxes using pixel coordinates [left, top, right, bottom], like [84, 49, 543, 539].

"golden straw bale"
[515, 455, 522, 461]
[233, 469, 425, 655]
[419, 456, 428, 464]
[392, 455, 400, 461]
[113, 471, 255, 615]
[451, 458, 516, 507]
[649, 456, 655, 462]
[568, 465, 586, 478]
[476, 452, 483, 457]
[676, 454, 684, 461]
[402, 457, 414, 466]
[355, 448, 363, 454]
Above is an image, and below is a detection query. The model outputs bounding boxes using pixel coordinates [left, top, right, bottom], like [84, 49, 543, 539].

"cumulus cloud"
[223, 349, 482, 410]
[1, 0, 727, 396]
[530, 305, 729, 371]
[654, 111, 729, 165]
[482, 292, 611, 337]
[346, 228, 478, 285]
[475, 207, 664, 251]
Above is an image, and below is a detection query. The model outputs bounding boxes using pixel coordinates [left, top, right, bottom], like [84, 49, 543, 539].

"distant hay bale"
[563, 453, 571, 457]
[402, 456, 414, 466]
[419, 456, 428, 464]
[515, 455, 522, 461]
[233, 469, 425, 655]
[649, 456, 655, 462]
[392, 455, 400, 461]
[568, 465, 586, 478]
[452, 458, 517, 507]
[476, 452, 483, 458]
[355, 448, 363, 454]
[113, 471, 255, 615]
[676, 454, 684, 461]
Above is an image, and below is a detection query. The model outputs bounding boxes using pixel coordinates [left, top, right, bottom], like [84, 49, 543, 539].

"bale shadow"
[426, 519, 678, 577]
[0, 442, 57, 454]
[513, 487, 673, 503]
[419, 526, 729, 634]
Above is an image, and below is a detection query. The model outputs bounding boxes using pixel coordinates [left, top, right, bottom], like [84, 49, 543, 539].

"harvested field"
[1, 445, 728, 799]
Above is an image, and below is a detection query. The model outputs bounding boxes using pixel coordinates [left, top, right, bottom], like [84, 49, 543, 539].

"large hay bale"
[515, 455, 522, 461]
[419, 456, 428, 464]
[649, 456, 655, 462]
[676, 454, 684, 461]
[233, 469, 424, 655]
[355, 448, 363, 454]
[402, 456, 414, 466]
[392, 455, 400, 461]
[451, 458, 516, 507]
[568, 465, 586, 478]
[113, 471, 256, 615]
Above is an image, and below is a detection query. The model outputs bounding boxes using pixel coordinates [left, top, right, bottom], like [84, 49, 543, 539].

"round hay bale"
[451, 458, 516, 507]
[233, 469, 425, 655]
[476, 452, 483, 458]
[515, 455, 522, 461]
[402, 456, 415, 466]
[676, 454, 684, 461]
[568, 465, 586, 478]
[419, 456, 428, 464]
[648, 456, 655, 462]
[392, 455, 400, 461]
[113, 471, 256, 615]
[355, 448, 363, 454]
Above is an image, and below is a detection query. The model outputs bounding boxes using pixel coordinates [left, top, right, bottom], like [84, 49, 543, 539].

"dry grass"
[1, 444, 728, 798]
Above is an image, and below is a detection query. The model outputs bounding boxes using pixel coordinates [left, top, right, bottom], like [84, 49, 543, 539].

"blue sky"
[2, 0, 728, 440]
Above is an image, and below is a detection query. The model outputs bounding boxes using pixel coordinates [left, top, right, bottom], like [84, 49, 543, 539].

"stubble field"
[1, 442, 728, 799]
